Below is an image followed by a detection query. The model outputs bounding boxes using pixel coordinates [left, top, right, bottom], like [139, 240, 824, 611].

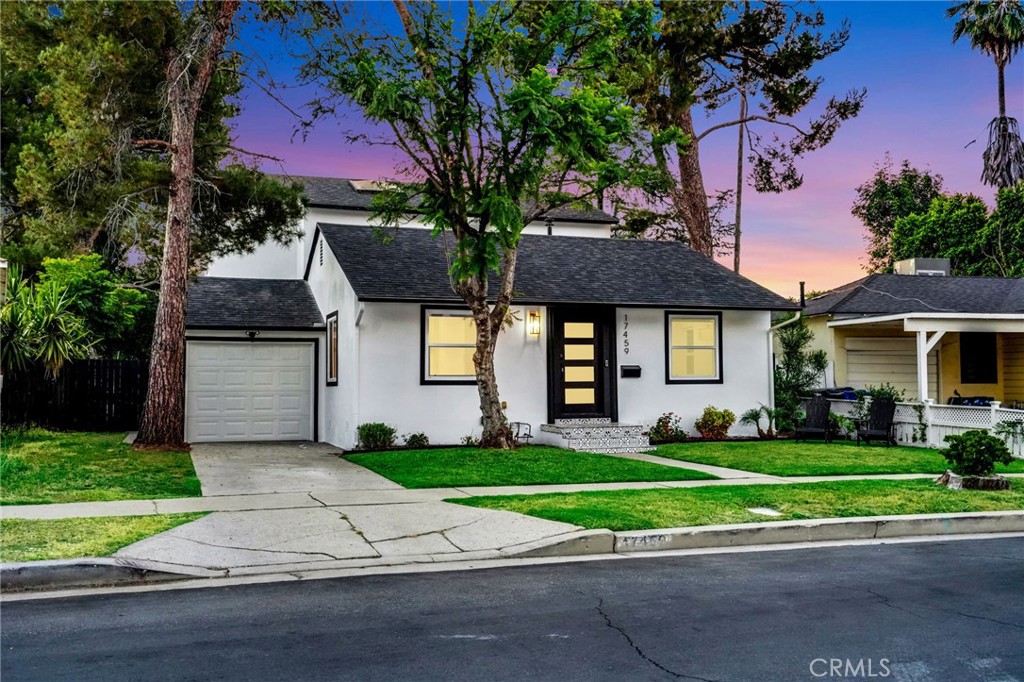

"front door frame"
[546, 306, 618, 423]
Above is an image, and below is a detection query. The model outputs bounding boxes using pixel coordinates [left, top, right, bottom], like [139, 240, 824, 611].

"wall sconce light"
[245, 330, 260, 340]
[527, 309, 542, 337]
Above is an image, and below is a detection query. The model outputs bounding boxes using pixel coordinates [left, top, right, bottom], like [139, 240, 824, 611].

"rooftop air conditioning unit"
[894, 258, 950, 276]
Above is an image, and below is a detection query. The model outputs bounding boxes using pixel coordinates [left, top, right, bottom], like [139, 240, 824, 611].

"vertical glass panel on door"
[564, 344, 595, 361]
[564, 322, 594, 339]
[564, 388, 596, 405]
[564, 366, 595, 383]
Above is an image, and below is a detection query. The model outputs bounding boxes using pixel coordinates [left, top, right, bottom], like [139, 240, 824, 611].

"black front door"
[548, 307, 616, 422]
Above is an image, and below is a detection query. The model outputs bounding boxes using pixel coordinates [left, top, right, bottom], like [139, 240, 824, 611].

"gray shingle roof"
[802, 273, 1024, 316]
[318, 224, 796, 310]
[281, 175, 617, 224]
[186, 278, 324, 329]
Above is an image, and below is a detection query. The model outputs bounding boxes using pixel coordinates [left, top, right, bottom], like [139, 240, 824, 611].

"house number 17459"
[622, 314, 629, 354]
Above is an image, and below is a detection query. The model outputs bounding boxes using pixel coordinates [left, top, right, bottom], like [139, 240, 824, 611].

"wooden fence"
[2, 359, 149, 431]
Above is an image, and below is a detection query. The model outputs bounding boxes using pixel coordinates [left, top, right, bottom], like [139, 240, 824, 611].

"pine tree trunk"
[136, 1, 239, 449]
[674, 107, 715, 257]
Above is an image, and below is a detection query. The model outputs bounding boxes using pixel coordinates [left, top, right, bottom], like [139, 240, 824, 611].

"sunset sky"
[231, 1, 1024, 298]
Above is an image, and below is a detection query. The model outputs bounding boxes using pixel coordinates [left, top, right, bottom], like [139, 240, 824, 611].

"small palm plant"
[739, 404, 779, 439]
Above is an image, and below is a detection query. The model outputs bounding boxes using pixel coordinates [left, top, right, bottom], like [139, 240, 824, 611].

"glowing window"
[667, 314, 721, 382]
[424, 309, 477, 382]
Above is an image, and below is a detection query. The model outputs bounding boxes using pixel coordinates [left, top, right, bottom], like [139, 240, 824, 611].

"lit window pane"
[565, 388, 595, 404]
[564, 322, 594, 339]
[429, 315, 476, 344]
[429, 347, 475, 377]
[671, 348, 717, 379]
[565, 366, 594, 383]
[671, 318, 716, 347]
[564, 344, 594, 360]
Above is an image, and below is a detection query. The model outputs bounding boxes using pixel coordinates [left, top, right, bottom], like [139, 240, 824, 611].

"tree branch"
[696, 115, 809, 143]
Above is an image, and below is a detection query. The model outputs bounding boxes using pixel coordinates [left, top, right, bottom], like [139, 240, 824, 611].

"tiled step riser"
[564, 437, 651, 452]
[540, 421, 651, 453]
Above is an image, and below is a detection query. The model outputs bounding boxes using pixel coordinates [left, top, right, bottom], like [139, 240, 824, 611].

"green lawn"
[452, 479, 1024, 531]
[653, 440, 1024, 477]
[0, 514, 205, 563]
[1, 430, 201, 505]
[346, 445, 716, 488]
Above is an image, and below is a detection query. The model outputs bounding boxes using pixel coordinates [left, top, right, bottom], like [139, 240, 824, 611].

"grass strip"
[0, 513, 206, 563]
[1, 429, 201, 505]
[451, 479, 1024, 531]
[654, 440, 1024, 477]
[347, 445, 715, 488]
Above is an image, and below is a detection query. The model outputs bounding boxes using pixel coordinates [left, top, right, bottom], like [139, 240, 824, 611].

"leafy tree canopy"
[892, 182, 1024, 277]
[36, 255, 154, 359]
[609, 0, 865, 255]
[298, 1, 640, 447]
[852, 157, 945, 273]
[0, 1, 306, 273]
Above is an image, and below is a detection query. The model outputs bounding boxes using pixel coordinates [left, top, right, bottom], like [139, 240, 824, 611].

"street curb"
[614, 510, 1024, 553]
[1, 557, 223, 593]
[501, 529, 615, 558]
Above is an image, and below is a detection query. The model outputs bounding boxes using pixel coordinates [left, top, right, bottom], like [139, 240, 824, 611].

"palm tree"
[948, 0, 1024, 187]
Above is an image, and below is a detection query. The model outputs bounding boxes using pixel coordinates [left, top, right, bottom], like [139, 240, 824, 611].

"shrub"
[694, 406, 736, 440]
[404, 432, 429, 448]
[357, 422, 397, 450]
[941, 430, 1013, 477]
[739, 404, 777, 439]
[828, 413, 855, 440]
[461, 433, 480, 447]
[649, 412, 686, 443]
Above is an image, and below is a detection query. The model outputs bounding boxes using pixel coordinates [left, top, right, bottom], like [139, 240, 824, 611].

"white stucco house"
[184, 176, 797, 451]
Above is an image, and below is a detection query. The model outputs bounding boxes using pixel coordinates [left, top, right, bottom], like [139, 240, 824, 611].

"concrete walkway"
[5, 442, 1022, 575]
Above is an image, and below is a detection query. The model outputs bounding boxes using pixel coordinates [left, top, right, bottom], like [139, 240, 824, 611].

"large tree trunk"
[673, 107, 714, 257]
[136, 1, 240, 449]
[998, 61, 1006, 119]
[471, 304, 513, 449]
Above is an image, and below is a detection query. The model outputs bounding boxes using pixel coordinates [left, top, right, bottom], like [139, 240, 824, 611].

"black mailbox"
[621, 365, 641, 378]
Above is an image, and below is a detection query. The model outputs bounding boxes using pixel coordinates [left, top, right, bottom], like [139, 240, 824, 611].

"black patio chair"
[795, 395, 832, 443]
[510, 421, 533, 445]
[855, 397, 897, 447]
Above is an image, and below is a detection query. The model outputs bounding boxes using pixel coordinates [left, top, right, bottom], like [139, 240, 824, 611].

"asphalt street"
[2, 537, 1023, 681]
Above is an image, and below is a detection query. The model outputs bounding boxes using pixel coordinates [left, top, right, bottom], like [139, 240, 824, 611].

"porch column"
[916, 330, 946, 402]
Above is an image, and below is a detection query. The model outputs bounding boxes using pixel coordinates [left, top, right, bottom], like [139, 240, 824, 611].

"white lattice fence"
[809, 399, 1024, 457]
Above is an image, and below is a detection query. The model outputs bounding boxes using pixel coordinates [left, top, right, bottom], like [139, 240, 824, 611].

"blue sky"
[230, 1, 1024, 296]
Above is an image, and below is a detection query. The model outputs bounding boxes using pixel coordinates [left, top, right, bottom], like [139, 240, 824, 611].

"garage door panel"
[186, 341, 314, 442]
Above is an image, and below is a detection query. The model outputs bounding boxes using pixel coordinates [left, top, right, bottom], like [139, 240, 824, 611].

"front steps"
[538, 418, 650, 454]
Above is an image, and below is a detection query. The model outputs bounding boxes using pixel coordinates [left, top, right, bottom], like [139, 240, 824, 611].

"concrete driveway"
[111, 441, 587, 572]
[190, 442, 402, 496]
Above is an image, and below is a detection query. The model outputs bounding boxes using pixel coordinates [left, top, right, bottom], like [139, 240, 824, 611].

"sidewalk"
[4, 449, 1022, 579]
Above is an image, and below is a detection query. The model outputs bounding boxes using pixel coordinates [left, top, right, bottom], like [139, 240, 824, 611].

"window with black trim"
[422, 308, 476, 384]
[960, 332, 997, 384]
[665, 312, 722, 383]
[326, 311, 339, 386]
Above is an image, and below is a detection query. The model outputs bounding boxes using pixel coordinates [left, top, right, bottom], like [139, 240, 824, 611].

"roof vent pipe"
[799, 281, 806, 309]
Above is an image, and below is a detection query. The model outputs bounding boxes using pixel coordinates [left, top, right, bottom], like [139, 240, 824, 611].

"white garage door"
[186, 341, 314, 442]
[846, 337, 938, 401]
